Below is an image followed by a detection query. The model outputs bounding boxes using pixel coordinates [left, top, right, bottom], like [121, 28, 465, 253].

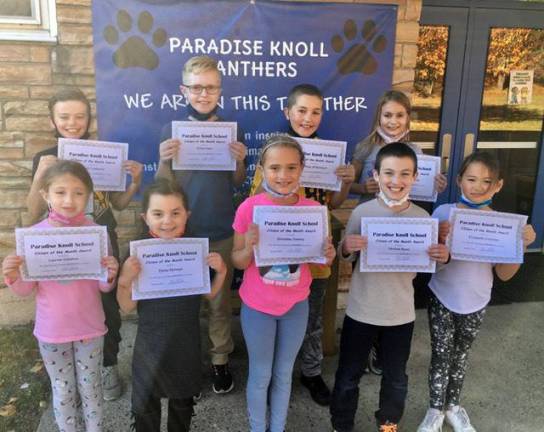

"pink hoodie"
[8, 218, 113, 343]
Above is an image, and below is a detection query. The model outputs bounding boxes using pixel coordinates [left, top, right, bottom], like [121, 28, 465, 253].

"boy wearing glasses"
[156, 55, 247, 394]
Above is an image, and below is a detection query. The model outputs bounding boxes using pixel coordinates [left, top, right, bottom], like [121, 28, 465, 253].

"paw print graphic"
[331, 19, 387, 75]
[103, 10, 167, 70]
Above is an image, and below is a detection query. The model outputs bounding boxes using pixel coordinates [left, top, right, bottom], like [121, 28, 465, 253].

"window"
[0, 0, 57, 42]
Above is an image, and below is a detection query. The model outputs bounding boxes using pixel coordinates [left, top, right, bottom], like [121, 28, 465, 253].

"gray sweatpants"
[40, 337, 104, 432]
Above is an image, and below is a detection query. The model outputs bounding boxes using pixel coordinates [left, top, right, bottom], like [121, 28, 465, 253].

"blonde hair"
[352, 90, 412, 163]
[182, 55, 221, 83]
[259, 134, 305, 166]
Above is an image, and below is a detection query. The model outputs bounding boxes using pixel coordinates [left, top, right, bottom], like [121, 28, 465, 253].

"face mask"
[262, 177, 299, 199]
[48, 207, 87, 226]
[376, 126, 409, 144]
[459, 193, 492, 209]
[377, 189, 410, 208]
[375, 178, 410, 208]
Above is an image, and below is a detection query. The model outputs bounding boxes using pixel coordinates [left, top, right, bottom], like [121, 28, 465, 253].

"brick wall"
[0, 0, 422, 325]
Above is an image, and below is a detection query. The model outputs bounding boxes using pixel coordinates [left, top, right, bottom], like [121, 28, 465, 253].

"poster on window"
[508, 70, 533, 105]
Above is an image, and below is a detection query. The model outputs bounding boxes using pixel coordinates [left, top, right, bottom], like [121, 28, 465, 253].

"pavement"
[37, 299, 544, 432]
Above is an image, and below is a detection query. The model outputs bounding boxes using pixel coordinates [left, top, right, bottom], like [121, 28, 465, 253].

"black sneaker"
[212, 363, 234, 394]
[368, 345, 383, 376]
[300, 374, 331, 406]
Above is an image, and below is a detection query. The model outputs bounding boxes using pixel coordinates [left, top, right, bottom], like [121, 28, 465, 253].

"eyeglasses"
[183, 85, 221, 95]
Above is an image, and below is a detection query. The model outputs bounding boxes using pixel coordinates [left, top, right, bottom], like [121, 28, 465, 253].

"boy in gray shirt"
[330, 142, 449, 432]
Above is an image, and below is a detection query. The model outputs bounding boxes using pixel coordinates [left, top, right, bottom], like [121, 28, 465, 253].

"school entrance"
[411, 0, 544, 249]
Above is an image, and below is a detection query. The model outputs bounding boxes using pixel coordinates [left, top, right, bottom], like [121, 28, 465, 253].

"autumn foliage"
[414, 26, 448, 96]
[415, 26, 544, 96]
[485, 28, 544, 88]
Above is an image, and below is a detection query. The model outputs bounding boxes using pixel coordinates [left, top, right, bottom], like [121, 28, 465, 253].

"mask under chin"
[377, 186, 410, 208]
[262, 178, 299, 198]
[459, 193, 492, 209]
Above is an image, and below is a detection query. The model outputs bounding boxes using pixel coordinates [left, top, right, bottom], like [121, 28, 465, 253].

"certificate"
[360, 217, 438, 272]
[172, 121, 237, 171]
[16, 226, 108, 281]
[447, 208, 527, 263]
[410, 154, 440, 202]
[253, 205, 328, 267]
[130, 238, 210, 300]
[294, 138, 346, 191]
[58, 138, 128, 191]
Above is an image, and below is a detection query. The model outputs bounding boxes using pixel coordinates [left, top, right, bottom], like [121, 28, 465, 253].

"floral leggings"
[39, 337, 104, 432]
[427, 293, 486, 410]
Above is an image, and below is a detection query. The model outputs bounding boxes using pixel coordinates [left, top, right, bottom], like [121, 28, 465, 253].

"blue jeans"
[330, 315, 414, 431]
[241, 300, 309, 432]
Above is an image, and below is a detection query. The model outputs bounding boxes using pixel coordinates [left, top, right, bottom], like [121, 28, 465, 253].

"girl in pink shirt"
[2, 160, 118, 432]
[232, 135, 335, 432]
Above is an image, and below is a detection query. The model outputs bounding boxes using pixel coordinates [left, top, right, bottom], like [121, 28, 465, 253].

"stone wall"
[0, 0, 422, 325]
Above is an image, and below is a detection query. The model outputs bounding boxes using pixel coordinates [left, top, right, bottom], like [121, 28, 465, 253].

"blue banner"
[92, 0, 397, 193]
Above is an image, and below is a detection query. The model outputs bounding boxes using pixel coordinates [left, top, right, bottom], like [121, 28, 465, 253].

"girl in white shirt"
[417, 152, 535, 432]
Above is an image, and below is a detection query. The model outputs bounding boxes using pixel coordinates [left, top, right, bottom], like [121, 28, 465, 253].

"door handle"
[464, 133, 475, 160]
[441, 133, 452, 173]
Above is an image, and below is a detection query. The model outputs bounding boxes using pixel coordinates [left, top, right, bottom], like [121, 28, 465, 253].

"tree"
[414, 26, 448, 97]
[486, 28, 544, 88]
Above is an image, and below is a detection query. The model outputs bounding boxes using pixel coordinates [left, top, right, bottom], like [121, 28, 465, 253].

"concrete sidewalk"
[38, 302, 544, 432]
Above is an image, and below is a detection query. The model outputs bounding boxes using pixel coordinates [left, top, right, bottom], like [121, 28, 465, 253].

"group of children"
[1, 54, 536, 432]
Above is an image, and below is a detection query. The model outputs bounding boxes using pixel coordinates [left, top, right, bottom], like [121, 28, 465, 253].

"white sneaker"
[417, 408, 445, 432]
[445, 406, 476, 432]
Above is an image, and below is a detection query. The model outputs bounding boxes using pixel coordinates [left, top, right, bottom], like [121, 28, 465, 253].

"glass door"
[412, 6, 469, 206]
[414, 1, 544, 249]
[457, 7, 544, 248]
